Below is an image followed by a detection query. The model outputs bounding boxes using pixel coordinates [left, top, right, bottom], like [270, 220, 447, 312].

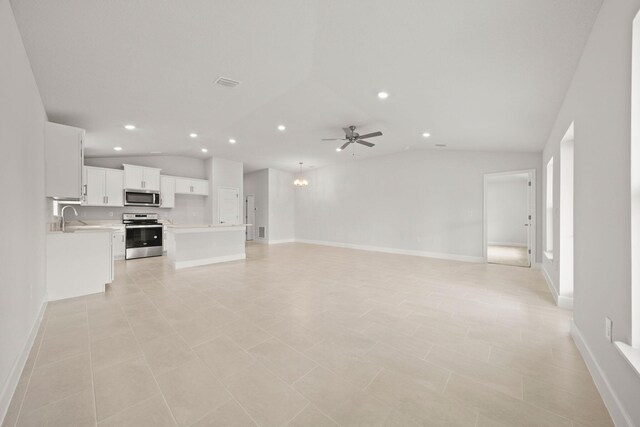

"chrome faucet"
[60, 205, 78, 232]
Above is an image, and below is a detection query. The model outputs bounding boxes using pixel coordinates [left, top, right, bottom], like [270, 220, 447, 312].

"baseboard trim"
[295, 239, 484, 263]
[570, 320, 633, 427]
[488, 241, 528, 248]
[267, 239, 295, 245]
[541, 265, 573, 309]
[173, 253, 246, 269]
[0, 300, 47, 424]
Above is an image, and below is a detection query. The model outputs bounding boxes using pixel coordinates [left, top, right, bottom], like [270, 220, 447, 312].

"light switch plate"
[605, 317, 613, 342]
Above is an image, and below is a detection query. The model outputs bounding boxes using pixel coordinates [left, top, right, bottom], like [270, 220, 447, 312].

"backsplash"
[56, 194, 206, 224]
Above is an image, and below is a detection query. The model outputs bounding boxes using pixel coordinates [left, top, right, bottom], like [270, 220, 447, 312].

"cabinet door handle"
[106, 195, 108, 204]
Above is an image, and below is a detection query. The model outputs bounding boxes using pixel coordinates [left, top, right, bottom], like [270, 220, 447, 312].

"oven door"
[124, 190, 160, 207]
[125, 225, 163, 259]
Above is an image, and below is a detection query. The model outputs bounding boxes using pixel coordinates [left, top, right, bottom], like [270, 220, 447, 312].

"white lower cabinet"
[113, 231, 125, 260]
[46, 231, 113, 301]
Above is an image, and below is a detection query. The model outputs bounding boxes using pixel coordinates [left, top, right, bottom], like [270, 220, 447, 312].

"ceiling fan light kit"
[322, 125, 383, 152]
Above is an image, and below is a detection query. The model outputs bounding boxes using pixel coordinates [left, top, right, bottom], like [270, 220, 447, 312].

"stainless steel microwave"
[124, 190, 161, 207]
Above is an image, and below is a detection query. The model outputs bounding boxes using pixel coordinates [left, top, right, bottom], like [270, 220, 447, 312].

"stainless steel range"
[123, 213, 163, 260]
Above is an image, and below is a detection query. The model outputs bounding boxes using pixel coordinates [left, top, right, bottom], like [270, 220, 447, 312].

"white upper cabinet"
[160, 176, 175, 208]
[83, 166, 123, 206]
[175, 177, 209, 196]
[45, 122, 85, 200]
[123, 164, 161, 191]
[84, 167, 105, 206]
[104, 169, 124, 206]
[192, 179, 208, 195]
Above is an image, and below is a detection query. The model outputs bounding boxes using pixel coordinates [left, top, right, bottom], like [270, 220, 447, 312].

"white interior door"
[246, 195, 256, 240]
[218, 187, 239, 225]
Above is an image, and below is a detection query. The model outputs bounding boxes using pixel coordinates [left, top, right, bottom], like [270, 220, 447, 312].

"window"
[545, 157, 554, 256]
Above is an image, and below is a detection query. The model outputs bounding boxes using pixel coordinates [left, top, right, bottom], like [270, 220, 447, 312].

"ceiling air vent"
[214, 77, 240, 88]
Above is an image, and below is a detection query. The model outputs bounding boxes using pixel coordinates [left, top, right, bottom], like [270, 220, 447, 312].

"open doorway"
[484, 170, 536, 267]
[245, 195, 256, 241]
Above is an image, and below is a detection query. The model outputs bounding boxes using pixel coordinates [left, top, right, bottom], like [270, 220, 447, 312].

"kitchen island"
[165, 224, 249, 269]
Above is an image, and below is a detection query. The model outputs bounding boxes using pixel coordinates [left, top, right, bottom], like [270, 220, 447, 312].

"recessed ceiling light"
[190, 133, 198, 138]
[113, 146, 123, 151]
[336, 148, 342, 152]
[124, 124, 135, 130]
[377, 91, 389, 99]
[201, 148, 208, 153]
[277, 125, 286, 131]
[229, 139, 236, 144]
[422, 132, 431, 138]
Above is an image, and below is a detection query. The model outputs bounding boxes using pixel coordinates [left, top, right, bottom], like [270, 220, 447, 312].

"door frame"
[483, 169, 537, 267]
[245, 194, 256, 241]
[217, 186, 240, 225]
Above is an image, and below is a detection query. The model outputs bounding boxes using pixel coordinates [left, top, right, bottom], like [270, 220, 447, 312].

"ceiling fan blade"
[340, 141, 352, 150]
[357, 131, 383, 139]
[356, 140, 375, 147]
[342, 127, 353, 137]
[321, 138, 345, 141]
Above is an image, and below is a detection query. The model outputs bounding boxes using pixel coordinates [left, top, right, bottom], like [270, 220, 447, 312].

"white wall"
[296, 149, 541, 262]
[74, 155, 208, 224]
[486, 174, 529, 246]
[268, 169, 295, 242]
[244, 169, 269, 242]
[541, 0, 640, 424]
[0, 0, 48, 420]
[206, 157, 243, 225]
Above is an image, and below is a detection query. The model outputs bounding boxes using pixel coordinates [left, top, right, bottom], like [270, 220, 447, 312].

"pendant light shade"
[294, 162, 309, 186]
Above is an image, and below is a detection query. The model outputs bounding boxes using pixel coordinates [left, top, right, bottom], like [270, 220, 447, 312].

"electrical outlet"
[605, 317, 613, 342]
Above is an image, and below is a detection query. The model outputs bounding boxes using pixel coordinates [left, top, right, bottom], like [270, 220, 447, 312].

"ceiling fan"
[322, 125, 383, 151]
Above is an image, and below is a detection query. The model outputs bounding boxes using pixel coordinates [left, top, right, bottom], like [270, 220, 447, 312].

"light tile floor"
[487, 245, 530, 267]
[4, 243, 612, 426]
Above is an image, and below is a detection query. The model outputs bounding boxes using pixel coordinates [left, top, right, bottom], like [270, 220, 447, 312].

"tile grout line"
[82, 301, 100, 427]
[10, 310, 52, 426]
[116, 296, 181, 427]
[190, 354, 262, 427]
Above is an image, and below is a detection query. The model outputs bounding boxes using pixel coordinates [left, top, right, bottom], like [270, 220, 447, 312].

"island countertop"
[165, 224, 250, 233]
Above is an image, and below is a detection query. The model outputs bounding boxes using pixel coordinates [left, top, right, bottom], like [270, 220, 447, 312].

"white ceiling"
[11, 0, 602, 173]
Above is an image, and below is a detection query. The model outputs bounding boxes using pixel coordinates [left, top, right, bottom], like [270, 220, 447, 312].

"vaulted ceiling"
[11, 0, 602, 172]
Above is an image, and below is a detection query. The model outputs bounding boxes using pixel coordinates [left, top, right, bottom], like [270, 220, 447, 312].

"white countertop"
[166, 224, 251, 229]
[166, 224, 250, 234]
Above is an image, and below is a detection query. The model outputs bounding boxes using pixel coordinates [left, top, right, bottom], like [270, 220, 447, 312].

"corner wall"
[269, 169, 295, 243]
[243, 168, 295, 244]
[244, 169, 269, 242]
[0, 0, 48, 420]
[541, 0, 640, 424]
[206, 157, 244, 225]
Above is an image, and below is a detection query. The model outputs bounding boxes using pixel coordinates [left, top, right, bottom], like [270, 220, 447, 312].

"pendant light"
[293, 162, 309, 186]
